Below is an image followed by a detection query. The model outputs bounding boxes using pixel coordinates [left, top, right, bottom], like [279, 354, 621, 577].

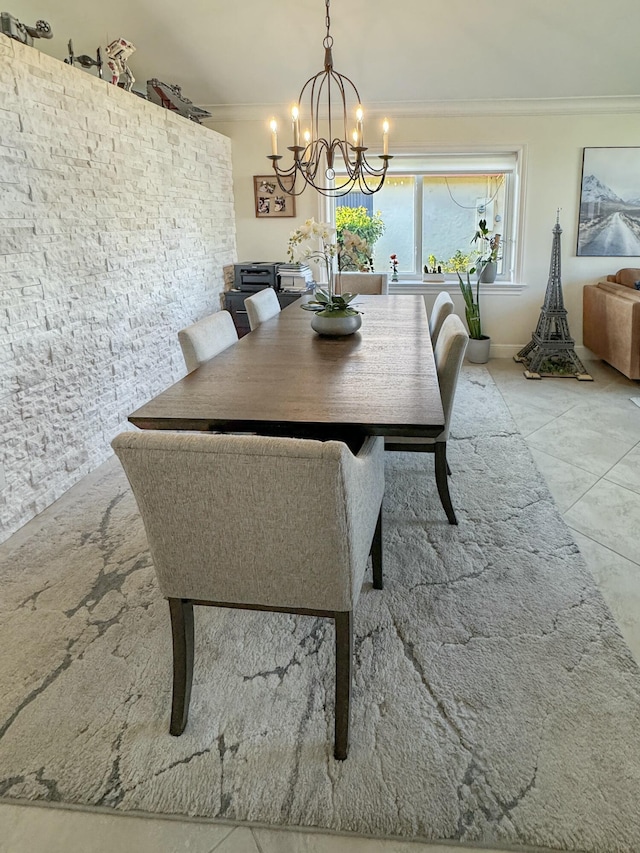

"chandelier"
[267, 0, 391, 197]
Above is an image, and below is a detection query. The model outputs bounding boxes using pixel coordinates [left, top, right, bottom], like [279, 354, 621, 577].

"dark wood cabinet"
[224, 289, 302, 337]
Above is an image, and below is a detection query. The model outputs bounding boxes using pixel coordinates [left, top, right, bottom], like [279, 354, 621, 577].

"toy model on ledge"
[105, 38, 136, 91]
[0, 12, 52, 46]
[64, 39, 103, 77]
[146, 79, 211, 123]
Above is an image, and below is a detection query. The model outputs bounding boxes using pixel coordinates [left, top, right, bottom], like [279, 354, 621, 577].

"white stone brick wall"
[0, 36, 237, 542]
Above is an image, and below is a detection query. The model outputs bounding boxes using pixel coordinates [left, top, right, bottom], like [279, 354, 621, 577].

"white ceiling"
[11, 0, 640, 116]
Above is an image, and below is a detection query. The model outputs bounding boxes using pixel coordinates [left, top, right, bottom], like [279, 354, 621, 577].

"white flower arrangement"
[287, 218, 337, 264]
[287, 218, 364, 312]
[287, 219, 372, 292]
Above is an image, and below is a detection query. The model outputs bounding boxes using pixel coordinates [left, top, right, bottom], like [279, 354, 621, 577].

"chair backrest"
[112, 432, 384, 612]
[428, 291, 455, 346]
[433, 314, 469, 440]
[178, 310, 238, 373]
[245, 287, 281, 330]
[335, 272, 388, 295]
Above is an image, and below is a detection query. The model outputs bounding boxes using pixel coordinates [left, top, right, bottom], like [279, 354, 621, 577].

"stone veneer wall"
[0, 37, 237, 542]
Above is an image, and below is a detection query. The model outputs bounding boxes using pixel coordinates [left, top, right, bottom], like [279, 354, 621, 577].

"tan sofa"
[583, 268, 640, 380]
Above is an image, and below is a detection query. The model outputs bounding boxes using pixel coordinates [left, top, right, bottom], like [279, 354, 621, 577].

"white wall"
[210, 119, 321, 263]
[0, 37, 237, 542]
[210, 110, 640, 354]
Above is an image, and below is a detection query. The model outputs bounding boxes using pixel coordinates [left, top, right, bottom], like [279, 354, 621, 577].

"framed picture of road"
[253, 175, 296, 218]
[577, 147, 640, 256]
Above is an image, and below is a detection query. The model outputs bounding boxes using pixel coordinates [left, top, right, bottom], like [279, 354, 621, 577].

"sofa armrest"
[597, 281, 640, 300]
[583, 283, 640, 379]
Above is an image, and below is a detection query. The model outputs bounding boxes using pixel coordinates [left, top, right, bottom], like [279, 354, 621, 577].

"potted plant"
[457, 266, 490, 363]
[472, 218, 501, 284]
[302, 287, 363, 336]
[287, 218, 363, 336]
[423, 254, 445, 282]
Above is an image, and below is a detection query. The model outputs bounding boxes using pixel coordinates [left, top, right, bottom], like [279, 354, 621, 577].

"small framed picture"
[253, 175, 296, 218]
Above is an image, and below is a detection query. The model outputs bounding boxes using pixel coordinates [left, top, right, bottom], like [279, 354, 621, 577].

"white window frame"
[322, 144, 527, 293]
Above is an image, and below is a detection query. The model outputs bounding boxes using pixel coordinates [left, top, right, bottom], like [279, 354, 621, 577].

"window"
[331, 149, 523, 284]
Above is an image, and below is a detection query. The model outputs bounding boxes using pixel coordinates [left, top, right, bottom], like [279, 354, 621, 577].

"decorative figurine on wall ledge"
[64, 39, 103, 77]
[104, 37, 136, 91]
[146, 79, 212, 123]
[0, 12, 52, 46]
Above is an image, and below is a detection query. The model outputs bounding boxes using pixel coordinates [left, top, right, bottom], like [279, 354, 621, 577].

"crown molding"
[201, 96, 640, 124]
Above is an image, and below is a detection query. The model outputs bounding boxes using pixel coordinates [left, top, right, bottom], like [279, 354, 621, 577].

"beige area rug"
[1, 366, 640, 852]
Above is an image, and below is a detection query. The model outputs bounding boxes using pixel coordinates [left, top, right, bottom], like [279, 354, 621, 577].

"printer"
[233, 262, 283, 292]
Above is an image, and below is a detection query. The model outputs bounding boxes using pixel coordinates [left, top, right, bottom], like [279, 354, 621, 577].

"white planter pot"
[310, 312, 362, 337]
[423, 273, 446, 283]
[479, 261, 497, 284]
[466, 335, 491, 364]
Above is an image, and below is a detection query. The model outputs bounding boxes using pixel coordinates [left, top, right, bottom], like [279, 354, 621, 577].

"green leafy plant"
[424, 250, 473, 274]
[457, 269, 482, 339]
[455, 219, 502, 339]
[472, 218, 501, 267]
[441, 250, 473, 273]
[335, 206, 385, 271]
[301, 288, 362, 317]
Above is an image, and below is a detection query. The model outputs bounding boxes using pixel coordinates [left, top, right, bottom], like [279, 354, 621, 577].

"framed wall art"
[253, 175, 296, 218]
[577, 147, 640, 256]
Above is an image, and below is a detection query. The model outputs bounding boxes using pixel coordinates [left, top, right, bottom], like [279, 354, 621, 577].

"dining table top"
[128, 294, 444, 445]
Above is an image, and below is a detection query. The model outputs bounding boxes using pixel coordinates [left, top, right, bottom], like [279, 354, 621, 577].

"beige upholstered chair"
[335, 272, 388, 295]
[178, 310, 238, 373]
[112, 431, 385, 760]
[385, 314, 469, 524]
[245, 287, 281, 330]
[428, 291, 454, 347]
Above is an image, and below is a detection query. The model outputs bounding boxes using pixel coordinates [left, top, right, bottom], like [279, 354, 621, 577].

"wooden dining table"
[128, 294, 445, 448]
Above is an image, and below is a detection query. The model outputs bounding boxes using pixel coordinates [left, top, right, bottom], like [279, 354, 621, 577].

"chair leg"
[435, 442, 458, 525]
[168, 598, 194, 736]
[334, 611, 353, 760]
[371, 506, 383, 590]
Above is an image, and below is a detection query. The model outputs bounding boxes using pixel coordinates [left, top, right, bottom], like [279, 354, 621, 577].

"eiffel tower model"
[514, 213, 593, 380]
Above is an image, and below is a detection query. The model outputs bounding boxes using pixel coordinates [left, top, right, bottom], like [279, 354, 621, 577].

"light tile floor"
[1, 358, 638, 853]
[488, 357, 640, 663]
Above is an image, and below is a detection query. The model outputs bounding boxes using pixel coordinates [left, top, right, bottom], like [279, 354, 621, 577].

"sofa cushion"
[605, 268, 640, 288]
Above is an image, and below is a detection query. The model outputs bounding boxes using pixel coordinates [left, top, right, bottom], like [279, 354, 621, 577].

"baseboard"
[489, 344, 593, 360]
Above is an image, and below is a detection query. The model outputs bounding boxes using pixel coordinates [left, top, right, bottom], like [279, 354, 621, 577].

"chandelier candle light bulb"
[291, 105, 300, 147]
[383, 119, 389, 156]
[270, 119, 278, 156]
